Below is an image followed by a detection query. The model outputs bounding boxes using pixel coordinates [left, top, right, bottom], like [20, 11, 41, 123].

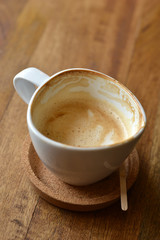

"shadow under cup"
[31, 70, 145, 148]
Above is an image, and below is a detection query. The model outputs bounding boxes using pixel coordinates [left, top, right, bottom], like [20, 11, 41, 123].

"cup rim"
[27, 68, 147, 151]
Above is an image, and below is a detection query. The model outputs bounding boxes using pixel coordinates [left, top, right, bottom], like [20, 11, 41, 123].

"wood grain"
[0, 0, 160, 239]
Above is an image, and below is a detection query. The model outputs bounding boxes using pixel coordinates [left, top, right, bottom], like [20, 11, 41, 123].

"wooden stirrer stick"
[120, 163, 128, 211]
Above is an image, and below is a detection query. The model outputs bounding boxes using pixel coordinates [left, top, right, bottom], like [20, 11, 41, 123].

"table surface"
[0, 0, 160, 239]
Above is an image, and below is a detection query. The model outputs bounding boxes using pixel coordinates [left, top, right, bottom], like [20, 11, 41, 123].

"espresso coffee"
[31, 71, 138, 148]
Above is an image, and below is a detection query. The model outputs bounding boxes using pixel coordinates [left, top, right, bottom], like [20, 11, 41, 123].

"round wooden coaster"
[22, 136, 139, 212]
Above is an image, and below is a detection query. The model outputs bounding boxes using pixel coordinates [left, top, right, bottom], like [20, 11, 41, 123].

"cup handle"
[13, 67, 50, 104]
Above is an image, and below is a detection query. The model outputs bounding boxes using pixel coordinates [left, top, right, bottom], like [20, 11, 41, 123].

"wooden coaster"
[22, 136, 139, 212]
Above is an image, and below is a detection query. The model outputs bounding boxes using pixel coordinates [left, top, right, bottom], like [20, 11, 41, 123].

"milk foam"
[33, 98, 128, 147]
[31, 70, 143, 148]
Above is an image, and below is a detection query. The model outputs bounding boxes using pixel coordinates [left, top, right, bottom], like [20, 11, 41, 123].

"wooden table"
[0, 0, 160, 239]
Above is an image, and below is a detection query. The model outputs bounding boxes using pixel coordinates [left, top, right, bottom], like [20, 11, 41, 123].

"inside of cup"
[31, 69, 146, 147]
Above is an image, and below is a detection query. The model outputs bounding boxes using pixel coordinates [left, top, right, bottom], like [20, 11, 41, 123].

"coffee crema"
[31, 70, 142, 148]
[39, 99, 127, 147]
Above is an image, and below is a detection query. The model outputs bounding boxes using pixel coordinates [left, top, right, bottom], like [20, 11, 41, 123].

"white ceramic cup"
[13, 67, 146, 186]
